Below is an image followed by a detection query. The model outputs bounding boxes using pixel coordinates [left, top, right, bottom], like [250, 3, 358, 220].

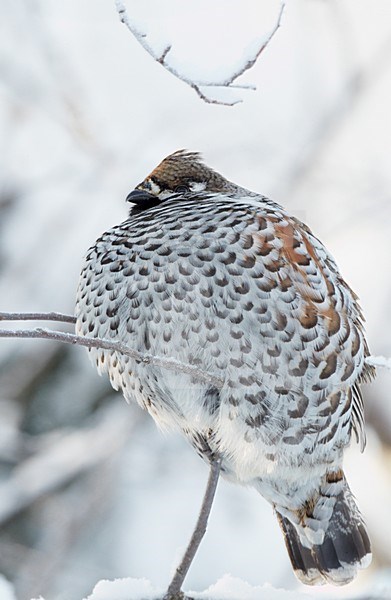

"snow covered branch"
[1, 313, 390, 393]
[0, 313, 224, 389]
[0, 311, 76, 324]
[114, 0, 286, 106]
[365, 355, 391, 371]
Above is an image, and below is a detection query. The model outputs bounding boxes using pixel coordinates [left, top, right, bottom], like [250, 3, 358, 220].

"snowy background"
[0, 0, 391, 599]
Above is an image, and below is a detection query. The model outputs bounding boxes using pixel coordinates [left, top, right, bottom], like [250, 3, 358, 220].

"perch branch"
[0, 314, 389, 384]
[365, 355, 391, 371]
[114, 0, 286, 106]
[0, 325, 224, 389]
[164, 457, 222, 600]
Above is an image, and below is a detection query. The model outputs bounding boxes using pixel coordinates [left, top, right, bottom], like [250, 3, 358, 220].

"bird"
[75, 150, 374, 587]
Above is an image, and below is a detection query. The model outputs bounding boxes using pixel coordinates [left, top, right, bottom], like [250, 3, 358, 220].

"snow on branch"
[0, 312, 224, 389]
[365, 355, 391, 371]
[0, 311, 76, 324]
[114, 0, 286, 106]
[1, 313, 390, 391]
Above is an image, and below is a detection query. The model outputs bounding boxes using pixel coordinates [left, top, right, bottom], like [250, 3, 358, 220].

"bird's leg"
[164, 457, 222, 600]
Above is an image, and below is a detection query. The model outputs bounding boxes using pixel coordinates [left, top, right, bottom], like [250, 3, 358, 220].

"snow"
[84, 577, 157, 600]
[82, 575, 311, 600]
[26, 572, 391, 600]
[366, 356, 391, 371]
[191, 575, 311, 600]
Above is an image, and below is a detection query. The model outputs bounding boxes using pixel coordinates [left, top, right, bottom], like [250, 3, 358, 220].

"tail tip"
[295, 551, 372, 586]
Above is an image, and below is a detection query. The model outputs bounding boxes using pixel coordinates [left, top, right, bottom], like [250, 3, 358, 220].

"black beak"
[126, 189, 156, 205]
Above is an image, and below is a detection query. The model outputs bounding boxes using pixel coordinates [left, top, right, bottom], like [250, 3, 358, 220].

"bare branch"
[114, 0, 286, 106]
[0, 311, 76, 324]
[165, 458, 221, 600]
[0, 326, 224, 389]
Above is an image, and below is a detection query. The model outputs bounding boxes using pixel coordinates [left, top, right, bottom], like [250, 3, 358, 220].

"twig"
[1, 313, 388, 381]
[217, 1, 286, 87]
[164, 458, 221, 600]
[0, 326, 224, 389]
[1, 314, 388, 383]
[114, 0, 286, 106]
[0, 311, 76, 324]
[365, 355, 391, 371]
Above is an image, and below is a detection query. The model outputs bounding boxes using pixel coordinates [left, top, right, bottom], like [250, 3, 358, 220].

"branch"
[365, 355, 391, 371]
[114, 0, 286, 106]
[1, 314, 387, 389]
[0, 311, 76, 324]
[0, 326, 224, 389]
[165, 458, 221, 599]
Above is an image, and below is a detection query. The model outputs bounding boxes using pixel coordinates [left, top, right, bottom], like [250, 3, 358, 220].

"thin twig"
[0, 311, 76, 324]
[1, 314, 388, 381]
[0, 326, 224, 389]
[164, 458, 221, 600]
[365, 355, 391, 371]
[217, 1, 286, 87]
[114, 0, 286, 106]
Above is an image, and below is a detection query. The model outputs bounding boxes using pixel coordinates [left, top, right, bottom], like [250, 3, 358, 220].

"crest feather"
[155, 150, 204, 171]
[148, 150, 206, 183]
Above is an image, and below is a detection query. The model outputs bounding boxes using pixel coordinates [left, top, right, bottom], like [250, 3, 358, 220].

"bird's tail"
[276, 474, 371, 586]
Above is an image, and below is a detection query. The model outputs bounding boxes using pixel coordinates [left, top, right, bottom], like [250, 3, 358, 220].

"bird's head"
[126, 150, 237, 209]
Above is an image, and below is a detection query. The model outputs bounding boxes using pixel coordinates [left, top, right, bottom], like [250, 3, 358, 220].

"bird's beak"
[126, 189, 156, 204]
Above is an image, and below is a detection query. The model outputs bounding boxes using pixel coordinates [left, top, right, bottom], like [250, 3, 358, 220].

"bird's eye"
[174, 184, 189, 194]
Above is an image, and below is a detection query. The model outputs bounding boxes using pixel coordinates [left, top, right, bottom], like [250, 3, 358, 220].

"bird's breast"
[75, 199, 365, 467]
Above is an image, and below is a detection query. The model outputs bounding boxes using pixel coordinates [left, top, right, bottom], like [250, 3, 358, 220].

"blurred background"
[0, 1, 390, 599]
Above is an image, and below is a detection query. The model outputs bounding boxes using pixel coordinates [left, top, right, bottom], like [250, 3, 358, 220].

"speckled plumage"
[75, 150, 374, 586]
